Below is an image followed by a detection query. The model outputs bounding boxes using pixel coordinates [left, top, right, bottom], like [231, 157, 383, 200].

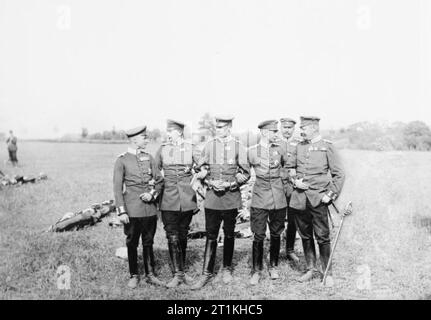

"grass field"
[1, 141, 431, 300]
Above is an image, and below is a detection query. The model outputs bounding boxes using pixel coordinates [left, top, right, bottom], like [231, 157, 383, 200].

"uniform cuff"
[117, 206, 127, 216]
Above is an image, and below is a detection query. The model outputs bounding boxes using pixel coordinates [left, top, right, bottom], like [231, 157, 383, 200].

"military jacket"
[196, 136, 250, 210]
[113, 148, 164, 217]
[155, 140, 200, 212]
[248, 141, 288, 210]
[287, 135, 345, 210]
[279, 137, 302, 198]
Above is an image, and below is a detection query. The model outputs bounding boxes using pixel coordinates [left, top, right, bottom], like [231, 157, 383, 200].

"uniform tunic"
[196, 136, 250, 210]
[113, 149, 163, 218]
[155, 140, 199, 212]
[279, 137, 301, 197]
[288, 135, 345, 210]
[248, 141, 288, 210]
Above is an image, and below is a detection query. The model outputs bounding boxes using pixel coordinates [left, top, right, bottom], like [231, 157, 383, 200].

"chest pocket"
[269, 150, 282, 169]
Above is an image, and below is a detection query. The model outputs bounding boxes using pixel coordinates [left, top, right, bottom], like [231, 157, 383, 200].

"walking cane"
[322, 201, 353, 286]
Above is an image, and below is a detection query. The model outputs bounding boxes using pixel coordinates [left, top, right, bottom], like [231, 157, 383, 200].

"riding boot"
[222, 236, 235, 284]
[319, 242, 332, 276]
[249, 241, 263, 285]
[285, 213, 300, 263]
[166, 236, 185, 288]
[179, 237, 194, 284]
[269, 236, 280, 279]
[143, 246, 165, 286]
[190, 238, 217, 290]
[298, 239, 317, 282]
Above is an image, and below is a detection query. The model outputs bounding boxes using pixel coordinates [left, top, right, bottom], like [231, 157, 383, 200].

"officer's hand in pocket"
[119, 214, 130, 224]
[321, 194, 331, 204]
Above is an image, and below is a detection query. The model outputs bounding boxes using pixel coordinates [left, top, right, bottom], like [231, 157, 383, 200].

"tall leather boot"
[166, 236, 185, 288]
[127, 246, 139, 289]
[190, 238, 217, 290]
[269, 236, 280, 280]
[298, 239, 317, 282]
[143, 246, 165, 286]
[249, 241, 263, 285]
[179, 238, 194, 284]
[285, 214, 300, 263]
[222, 236, 235, 284]
[319, 243, 331, 276]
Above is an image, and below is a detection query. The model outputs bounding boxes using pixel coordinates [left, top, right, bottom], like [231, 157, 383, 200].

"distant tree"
[198, 113, 216, 137]
[403, 121, 431, 150]
[81, 127, 88, 139]
[102, 131, 113, 140]
[148, 128, 162, 142]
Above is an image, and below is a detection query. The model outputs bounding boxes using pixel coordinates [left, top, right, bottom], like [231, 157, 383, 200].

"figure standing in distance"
[6, 130, 18, 167]
[191, 115, 250, 290]
[154, 119, 201, 288]
[113, 125, 165, 289]
[287, 116, 345, 284]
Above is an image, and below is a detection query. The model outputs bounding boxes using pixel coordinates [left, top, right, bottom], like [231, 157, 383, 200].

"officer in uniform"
[113, 125, 165, 289]
[288, 116, 345, 282]
[279, 118, 301, 264]
[191, 115, 250, 289]
[248, 120, 289, 285]
[155, 119, 200, 288]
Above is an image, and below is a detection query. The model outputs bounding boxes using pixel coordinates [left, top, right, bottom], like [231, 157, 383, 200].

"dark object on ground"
[48, 200, 116, 232]
[0, 172, 48, 187]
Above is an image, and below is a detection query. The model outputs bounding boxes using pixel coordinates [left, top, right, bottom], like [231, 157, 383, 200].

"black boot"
[285, 214, 300, 263]
[269, 236, 280, 280]
[249, 241, 263, 285]
[298, 239, 318, 282]
[222, 236, 235, 284]
[166, 236, 185, 288]
[127, 245, 138, 277]
[143, 246, 165, 286]
[319, 242, 331, 276]
[179, 238, 194, 284]
[191, 238, 217, 290]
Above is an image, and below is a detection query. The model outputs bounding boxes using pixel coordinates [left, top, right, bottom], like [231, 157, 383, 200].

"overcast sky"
[0, 0, 430, 138]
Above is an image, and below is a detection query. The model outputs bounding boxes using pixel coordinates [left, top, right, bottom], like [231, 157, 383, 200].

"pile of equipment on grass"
[0, 171, 48, 187]
[47, 200, 117, 232]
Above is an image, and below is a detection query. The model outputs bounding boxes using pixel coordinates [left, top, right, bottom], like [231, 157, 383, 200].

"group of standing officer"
[113, 115, 345, 289]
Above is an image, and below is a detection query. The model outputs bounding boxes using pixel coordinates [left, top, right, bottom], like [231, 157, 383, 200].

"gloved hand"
[235, 173, 248, 184]
[196, 168, 208, 179]
[294, 178, 309, 190]
[119, 213, 130, 224]
[140, 192, 153, 202]
[211, 180, 225, 191]
[321, 194, 331, 204]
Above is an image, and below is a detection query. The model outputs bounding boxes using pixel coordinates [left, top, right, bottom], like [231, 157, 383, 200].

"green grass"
[1, 142, 431, 299]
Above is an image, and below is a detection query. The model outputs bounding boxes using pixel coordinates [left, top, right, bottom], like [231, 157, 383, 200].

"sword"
[322, 201, 353, 286]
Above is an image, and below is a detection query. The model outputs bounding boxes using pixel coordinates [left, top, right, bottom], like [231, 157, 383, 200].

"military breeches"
[161, 210, 193, 241]
[293, 198, 330, 245]
[250, 207, 286, 242]
[124, 216, 157, 248]
[205, 208, 238, 240]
